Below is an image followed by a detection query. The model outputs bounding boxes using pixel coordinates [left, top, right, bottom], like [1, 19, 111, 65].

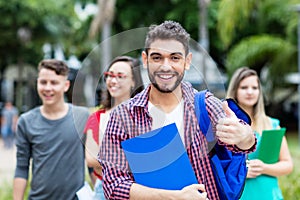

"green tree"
[0, 0, 83, 68]
[217, 0, 298, 75]
[217, 0, 298, 86]
[217, 0, 299, 123]
[0, 0, 89, 109]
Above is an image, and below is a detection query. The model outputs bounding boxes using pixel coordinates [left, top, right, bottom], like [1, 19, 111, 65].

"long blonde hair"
[226, 67, 271, 133]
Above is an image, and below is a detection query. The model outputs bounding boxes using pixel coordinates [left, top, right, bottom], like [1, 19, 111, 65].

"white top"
[99, 111, 111, 144]
[148, 99, 185, 144]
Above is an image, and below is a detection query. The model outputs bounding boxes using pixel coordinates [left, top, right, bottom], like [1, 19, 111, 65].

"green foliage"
[279, 133, 300, 200]
[1, 0, 299, 92]
[0, 0, 41, 66]
[218, 0, 299, 102]
[258, 0, 290, 31]
[226, 35, 296, 76]
[165, 0, 199, 37]
[0, 182, 13, 200]
[113, 0, 223, 66]
[116, 0, 173, 29]
[217, 0, 295, 49]
[115, 0, 200, 40]
[0, 0, 84, 69]
[217, 0, 256, 48]
[226, 35, 297, 92]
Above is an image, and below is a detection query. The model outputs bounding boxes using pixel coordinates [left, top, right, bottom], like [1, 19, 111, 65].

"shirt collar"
[131, 81, 196, 110]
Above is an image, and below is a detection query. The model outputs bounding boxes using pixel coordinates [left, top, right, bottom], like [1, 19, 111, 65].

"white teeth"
[158, 74, 173, 79]
[110, 86, 119, 91]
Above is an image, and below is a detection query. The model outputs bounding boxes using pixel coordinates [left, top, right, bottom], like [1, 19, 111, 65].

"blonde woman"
[227, 67, 293, 200]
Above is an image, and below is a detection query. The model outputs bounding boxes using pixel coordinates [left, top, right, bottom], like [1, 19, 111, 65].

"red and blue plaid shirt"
[99, 82, 255, 200]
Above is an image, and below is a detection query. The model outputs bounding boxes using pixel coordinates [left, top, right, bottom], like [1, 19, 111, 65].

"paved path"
[0, 138, 16, 187]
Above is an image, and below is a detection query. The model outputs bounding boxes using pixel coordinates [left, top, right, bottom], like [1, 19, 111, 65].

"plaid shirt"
[99, 82, 255, 200]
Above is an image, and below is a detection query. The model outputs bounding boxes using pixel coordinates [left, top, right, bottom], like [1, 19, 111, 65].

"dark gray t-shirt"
[15, 104, 89, 200]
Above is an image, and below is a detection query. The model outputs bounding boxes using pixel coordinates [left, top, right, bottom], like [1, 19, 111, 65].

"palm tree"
[216, 0, 299, 120]
[217, 0, 298, 87]
[226, 35, 296, 84]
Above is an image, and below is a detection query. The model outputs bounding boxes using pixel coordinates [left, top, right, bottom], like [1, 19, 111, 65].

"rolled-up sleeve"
[14, 117, 31, 179]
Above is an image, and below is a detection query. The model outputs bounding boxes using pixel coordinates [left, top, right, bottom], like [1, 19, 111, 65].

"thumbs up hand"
[216, 101, 255, 150]
[222, 100, 236, 118]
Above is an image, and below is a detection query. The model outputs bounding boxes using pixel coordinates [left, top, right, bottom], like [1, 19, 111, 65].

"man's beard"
[147, 67, 184, 93]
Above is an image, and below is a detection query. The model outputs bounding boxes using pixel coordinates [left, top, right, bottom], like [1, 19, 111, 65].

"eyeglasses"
[104, 72, 128, 81]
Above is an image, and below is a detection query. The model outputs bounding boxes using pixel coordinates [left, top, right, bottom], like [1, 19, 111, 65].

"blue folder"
[121, 123, 198, 190]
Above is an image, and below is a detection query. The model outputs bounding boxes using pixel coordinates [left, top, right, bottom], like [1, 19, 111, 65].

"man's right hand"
[179, 184, 208, 200]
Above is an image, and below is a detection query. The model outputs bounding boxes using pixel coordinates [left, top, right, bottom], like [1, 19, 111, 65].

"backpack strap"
[194, 90, 251, 200]
[195, 91, 249, 200]
[195, 91, 252, 140]
[226, 99, 251, 125]
[194, 90, 215, 142]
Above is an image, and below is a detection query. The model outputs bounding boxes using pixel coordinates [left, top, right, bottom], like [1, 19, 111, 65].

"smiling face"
[37, 68, 70, 107]
[105, 61, 134, 103]
[142, 39, 191, 94]
[236, 75, 260, 109]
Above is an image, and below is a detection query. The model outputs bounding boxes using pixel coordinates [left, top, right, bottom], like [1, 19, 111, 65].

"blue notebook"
[121, 123, 198, 190]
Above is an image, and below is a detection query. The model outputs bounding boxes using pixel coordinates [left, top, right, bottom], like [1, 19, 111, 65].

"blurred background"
[0, 0, 299, 129]
[1, 0, 300, 199]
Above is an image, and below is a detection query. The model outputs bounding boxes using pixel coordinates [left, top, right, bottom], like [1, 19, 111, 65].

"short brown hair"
[38, 59, 69, 76]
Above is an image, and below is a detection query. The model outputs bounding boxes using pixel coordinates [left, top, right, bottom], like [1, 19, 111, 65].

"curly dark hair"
[144, 20, 190, 56]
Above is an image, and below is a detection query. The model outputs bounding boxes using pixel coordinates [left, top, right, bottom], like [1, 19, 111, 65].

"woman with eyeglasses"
[84, 56, 144, 199]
